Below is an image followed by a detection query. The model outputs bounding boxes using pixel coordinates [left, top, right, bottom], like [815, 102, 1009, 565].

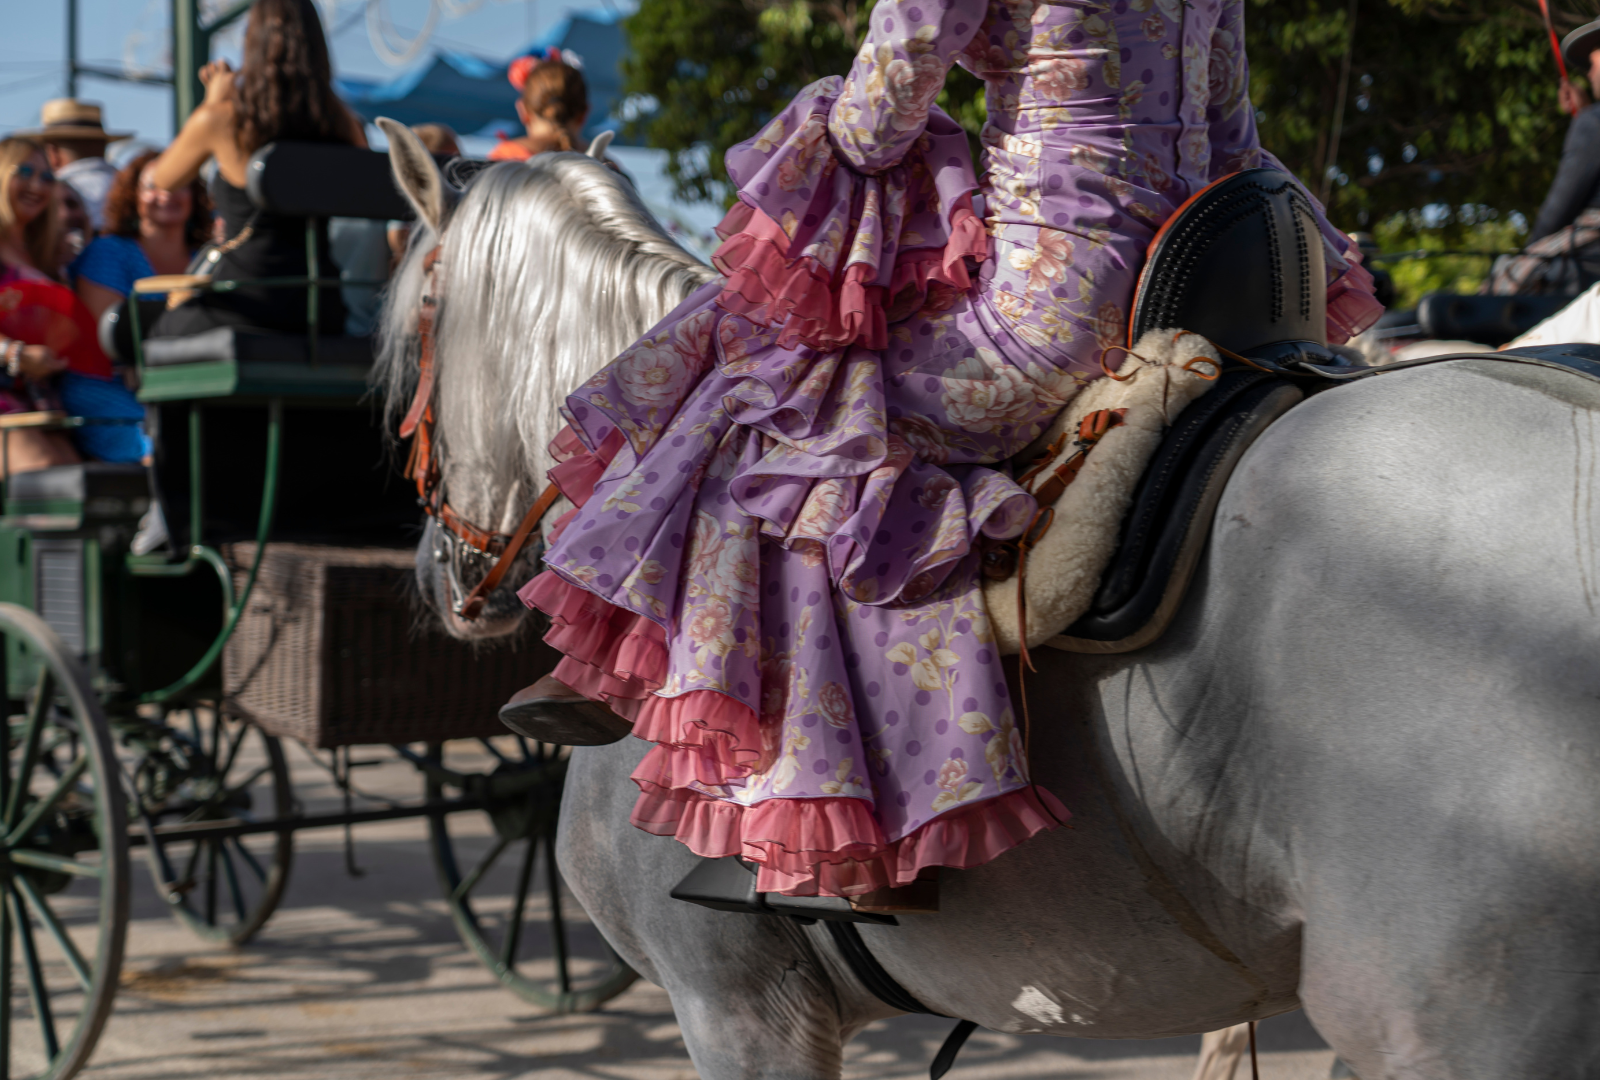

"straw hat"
[23, 99, 133, 143]
[1563, 17, 1600, 75]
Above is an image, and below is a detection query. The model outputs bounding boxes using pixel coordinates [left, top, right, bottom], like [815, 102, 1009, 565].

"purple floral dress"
[522, 0, 1380, 896]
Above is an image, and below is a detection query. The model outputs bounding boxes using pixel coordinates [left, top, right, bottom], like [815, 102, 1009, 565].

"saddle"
[1009, 169, 1351, 654]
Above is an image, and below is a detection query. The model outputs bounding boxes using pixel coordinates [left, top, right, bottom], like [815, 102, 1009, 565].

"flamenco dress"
[520, 0, 1382, 896]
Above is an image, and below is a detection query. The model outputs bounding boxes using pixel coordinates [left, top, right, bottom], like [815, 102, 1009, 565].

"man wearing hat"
[1485, 20, 1600, 294]
[26, 99, 131, 233]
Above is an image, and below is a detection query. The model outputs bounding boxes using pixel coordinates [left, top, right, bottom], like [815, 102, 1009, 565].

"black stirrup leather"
[1129, 167, 1337, 370]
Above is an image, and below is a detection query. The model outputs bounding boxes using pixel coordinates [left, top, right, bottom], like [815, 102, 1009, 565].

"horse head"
[374, 118, 717, 640]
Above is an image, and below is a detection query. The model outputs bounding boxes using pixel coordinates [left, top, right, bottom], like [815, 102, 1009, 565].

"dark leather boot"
[499, 674, 632, 745]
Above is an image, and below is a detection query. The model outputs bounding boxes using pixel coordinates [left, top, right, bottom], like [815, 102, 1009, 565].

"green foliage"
[621, 0, 870, 204]
[1246, 0, 1599, 237]
[621, 0, 989, 204]
[1372, 211, 1526, 306]
[625, 0, 1600, 264]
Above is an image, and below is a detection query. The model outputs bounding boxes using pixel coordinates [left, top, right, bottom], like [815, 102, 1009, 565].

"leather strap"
[456, 481, 563, 620]
[822, 921, 977, 1080]
[399, 246, 444, 440]
[1029, 408, 1127, 507]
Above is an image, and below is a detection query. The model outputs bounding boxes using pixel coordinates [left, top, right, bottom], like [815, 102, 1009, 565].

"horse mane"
[374, 153, 718, 510]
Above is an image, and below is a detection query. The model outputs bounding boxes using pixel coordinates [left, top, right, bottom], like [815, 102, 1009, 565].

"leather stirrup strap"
[457, 481, 563, 620]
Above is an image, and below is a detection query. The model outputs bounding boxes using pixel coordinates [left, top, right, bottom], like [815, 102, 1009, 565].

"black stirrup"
[1129, 167, 1340, 371]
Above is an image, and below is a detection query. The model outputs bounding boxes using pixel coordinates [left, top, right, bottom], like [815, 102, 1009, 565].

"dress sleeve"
[826, 0, 987, 175]
[710, 0, 989, 354]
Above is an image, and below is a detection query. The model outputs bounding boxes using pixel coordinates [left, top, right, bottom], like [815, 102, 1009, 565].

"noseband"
[401, 244, 561, 620]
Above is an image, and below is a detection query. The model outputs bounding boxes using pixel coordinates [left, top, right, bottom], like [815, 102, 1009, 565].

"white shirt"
[56, 157, 118, 232]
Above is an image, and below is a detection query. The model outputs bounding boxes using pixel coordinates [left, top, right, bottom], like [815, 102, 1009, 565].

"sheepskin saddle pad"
[983, 330, 1300, 655]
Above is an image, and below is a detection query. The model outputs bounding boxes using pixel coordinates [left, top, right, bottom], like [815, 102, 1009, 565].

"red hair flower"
[507, 47, 581, 91]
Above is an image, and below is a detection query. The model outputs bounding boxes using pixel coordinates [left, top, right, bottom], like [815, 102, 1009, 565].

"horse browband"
[402, 244, 562, 620]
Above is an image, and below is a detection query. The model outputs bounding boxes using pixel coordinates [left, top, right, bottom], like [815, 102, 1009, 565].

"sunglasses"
[14, 163, 55, 184]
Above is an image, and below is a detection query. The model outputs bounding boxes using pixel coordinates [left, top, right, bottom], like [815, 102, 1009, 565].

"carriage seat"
[3, 462, 149, 532]
[128, 142, 415, 400]
[142, 326, 373, 368]
[1416, 292, 1572, 347]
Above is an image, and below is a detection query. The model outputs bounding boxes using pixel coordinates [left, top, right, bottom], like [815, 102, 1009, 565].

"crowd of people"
[0, 0, 597, 481]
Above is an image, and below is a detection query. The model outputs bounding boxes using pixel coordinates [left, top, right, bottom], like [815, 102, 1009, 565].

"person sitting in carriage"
[1488, 15, 1600, 296]
[145, 0, 365, 341]
[504, 0, 1382, 904]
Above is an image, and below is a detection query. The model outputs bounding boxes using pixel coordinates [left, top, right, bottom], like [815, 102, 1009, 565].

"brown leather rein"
[402, 244, 562, 620]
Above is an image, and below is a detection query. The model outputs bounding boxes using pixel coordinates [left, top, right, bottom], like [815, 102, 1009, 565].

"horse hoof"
[499, 676, 632, 746]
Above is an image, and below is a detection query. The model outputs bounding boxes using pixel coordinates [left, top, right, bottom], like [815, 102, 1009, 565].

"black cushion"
[7, 462, 148, 504]
[143, 327, 373, 367]
[1416, 292, 1572, 347]
[247, 142, 414, 221]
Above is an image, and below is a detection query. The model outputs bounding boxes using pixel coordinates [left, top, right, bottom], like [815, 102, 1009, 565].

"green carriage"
[0, 141, 632, 1080]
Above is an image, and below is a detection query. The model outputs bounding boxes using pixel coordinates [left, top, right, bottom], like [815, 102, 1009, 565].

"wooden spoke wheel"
[130, 711, 293, 945]
[421, 737, 636, 1013]
[0, 604, 128, 1080]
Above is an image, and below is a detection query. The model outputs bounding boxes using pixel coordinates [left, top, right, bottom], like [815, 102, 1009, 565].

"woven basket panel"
[223, 543, 551, 748]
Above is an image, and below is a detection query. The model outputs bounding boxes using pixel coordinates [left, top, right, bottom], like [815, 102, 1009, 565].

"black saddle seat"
[1130, 167, 1336, 370]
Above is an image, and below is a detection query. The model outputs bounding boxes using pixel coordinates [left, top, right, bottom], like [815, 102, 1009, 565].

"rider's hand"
[199, 60, 236, 107]
[18, 345, 65, 382]
[1560, 79, 1591, 115]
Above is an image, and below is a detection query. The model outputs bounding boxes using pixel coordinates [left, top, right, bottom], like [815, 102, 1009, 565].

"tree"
[1245, 0, 1600, 235]
[621, 0, 980, 205]
[623, 0, 1598, 239]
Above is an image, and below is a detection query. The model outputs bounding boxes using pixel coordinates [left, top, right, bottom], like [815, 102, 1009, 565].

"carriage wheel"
[131, 711, 293, 945]
[421, 737, 637, 1013]
[0, 603, 129, 1080]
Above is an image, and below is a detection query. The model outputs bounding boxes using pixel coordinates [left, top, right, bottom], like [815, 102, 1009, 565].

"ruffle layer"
[521, 474, 1070, 898]
[711, 77, 987, 353]
[522, 570, 667, 722]
[631, 776, 1070, 896]
[1325, 256, 1384, 345]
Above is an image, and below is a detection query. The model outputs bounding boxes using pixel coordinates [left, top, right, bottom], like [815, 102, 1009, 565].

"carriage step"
[669, 856, 897, 925]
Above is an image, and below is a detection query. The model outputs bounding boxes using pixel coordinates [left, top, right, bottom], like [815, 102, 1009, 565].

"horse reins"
[402, 244, 562, 621]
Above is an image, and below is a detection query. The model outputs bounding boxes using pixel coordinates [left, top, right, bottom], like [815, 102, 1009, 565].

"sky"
[0, 0, 627, 145]
[0, 0, 724, 250]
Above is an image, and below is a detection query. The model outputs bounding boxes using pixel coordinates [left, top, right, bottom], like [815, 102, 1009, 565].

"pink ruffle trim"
[521, 563, 1071, 897]
[631, 777, 1071, 896]
[711, 195, 986, 353]
[1325, 257, 1384, 345]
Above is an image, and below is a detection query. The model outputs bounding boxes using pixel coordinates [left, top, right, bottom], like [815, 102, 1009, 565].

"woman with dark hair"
[147, 0, 363, 336]
[72, 151, 212, 323]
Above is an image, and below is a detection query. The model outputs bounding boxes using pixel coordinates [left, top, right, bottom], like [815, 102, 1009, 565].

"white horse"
[377, 122, 1600, 1080]
[373, 118, 716, 637]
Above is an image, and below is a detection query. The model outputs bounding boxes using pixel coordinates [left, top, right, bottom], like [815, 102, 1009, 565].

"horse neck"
[427, 160, 717, 523]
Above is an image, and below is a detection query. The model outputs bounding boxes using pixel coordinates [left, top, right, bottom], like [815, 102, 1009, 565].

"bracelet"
[2, 341, 20, 380]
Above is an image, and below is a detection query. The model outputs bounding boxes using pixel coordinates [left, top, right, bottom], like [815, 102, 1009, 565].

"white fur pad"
[984, 329, 1221, 654]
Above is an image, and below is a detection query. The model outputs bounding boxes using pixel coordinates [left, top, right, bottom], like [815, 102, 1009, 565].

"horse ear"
[378, 116, 454, 234]
[586, 130, 615, 161]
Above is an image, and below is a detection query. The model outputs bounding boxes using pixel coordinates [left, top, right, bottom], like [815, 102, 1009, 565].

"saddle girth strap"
[456, 481, 563, 621]
[822, 921, 977, 1080]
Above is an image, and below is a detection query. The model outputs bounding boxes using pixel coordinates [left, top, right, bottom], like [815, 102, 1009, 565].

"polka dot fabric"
[522, 0, 1377, 896]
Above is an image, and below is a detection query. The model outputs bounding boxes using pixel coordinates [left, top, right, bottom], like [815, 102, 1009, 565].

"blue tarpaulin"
[336, 8, 631, 144]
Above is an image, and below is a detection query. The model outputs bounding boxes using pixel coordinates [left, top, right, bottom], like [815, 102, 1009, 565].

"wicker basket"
[222, 543, 551, 748]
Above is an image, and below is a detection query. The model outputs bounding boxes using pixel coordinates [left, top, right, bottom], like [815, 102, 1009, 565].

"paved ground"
[72, 739, 1342, 1080]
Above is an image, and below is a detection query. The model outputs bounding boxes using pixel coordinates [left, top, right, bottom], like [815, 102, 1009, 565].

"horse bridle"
[401, 244, 562, 620]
